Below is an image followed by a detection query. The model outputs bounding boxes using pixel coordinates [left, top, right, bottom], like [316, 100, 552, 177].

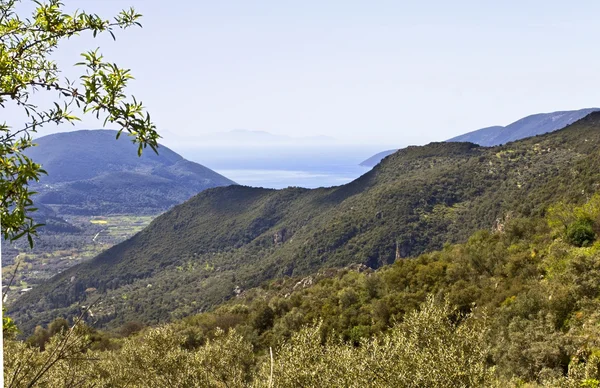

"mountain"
[358, 149, 399, 167]
[446, 125, 504, 146]
[11, 112, 600, 332]
[360, 108, 600, 167]
[26, 130, 236, 215]
[447, 108, 600, 145]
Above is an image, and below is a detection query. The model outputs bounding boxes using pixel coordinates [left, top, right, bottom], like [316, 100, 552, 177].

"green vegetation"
[11, 112, 600, 333]
[6, 210, 600, 387]
[5, 298, 502, 387]
[2, 308, 17, 339]
[566, 218, 596, 247]
[5, 86, 600, 384]
[0, 0, 159, 245]
[5, 194, 600, 386]
[6, 2, 600, 387]
[79, 194, 597, 385]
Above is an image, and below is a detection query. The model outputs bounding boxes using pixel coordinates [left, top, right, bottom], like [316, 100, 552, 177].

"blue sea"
[214, 166, 371, 189]
[179, 145, 385, 189]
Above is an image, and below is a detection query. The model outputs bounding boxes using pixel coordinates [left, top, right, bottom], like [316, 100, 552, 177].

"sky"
[8, 0, 600, 148]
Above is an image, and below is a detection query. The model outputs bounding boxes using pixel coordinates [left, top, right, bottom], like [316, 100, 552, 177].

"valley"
[2, 129, 233, 308]
[2, 214, 155, 304]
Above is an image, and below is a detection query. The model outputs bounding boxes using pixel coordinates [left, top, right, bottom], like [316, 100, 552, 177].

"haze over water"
[213, 166, 371, 189]
[178, 143, 385, 189]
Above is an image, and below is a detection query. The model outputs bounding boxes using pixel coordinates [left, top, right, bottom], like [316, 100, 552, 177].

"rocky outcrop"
[273, 228, 287, 245]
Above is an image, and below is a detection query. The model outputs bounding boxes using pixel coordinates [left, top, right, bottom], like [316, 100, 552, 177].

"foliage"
[0, 0, 160, 245]
[3, 307, 18, 338]
[5, 295, 600, 387]
[104, 196, 600, 384]
[566, 217, 596, 247]
[256, 297, 495, 387]
[8, 192, 600, 385]
[5, 322, 94, 387]
[6, 190, 600, 385]
[94, 327, 255, 387]
[547, 194, 600, 247]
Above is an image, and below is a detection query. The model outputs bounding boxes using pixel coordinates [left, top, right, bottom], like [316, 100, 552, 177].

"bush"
[259, 296, 496, 388]
[566, 218, 596, 247]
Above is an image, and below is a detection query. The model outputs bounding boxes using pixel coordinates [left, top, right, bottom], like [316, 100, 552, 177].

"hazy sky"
[9, 0, 600, 147]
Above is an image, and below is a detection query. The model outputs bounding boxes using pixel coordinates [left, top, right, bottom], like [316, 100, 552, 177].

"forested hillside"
[10, 112, 600, 334]
[26, 130, 236, 215]
[8, 192, 600, 386]
[1, 130, 236, 309]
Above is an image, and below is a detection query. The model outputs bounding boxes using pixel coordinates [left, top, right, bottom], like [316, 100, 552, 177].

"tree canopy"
[0, 0, 160, 246]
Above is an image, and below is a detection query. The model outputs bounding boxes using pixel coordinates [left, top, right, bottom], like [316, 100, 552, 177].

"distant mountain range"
[360, 108, 600, 167]
[447, 108, 600, 145]
[27, 130, 235, 216]
[359, 149, 400, 168]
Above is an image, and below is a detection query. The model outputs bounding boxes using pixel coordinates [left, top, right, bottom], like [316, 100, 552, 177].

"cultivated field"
[2, 215, 155, 304]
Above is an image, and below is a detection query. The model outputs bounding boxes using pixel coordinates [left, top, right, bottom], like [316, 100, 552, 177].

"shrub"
[566, 218, 596, 247]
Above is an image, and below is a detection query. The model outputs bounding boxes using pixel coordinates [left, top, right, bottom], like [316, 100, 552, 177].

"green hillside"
[26, 130, 236, 215]
[10, 188, 600, 386]
[10, 112, 600, 333]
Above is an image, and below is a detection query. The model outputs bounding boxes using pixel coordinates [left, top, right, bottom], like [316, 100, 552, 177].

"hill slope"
[26, 130, 236, 215]
[361, 108, 599, 167]
[11, 113, 600, 332]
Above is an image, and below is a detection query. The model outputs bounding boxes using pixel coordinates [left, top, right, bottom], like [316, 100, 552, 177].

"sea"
[179, 145, 388, 189]
[214, 166, 371, 189]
